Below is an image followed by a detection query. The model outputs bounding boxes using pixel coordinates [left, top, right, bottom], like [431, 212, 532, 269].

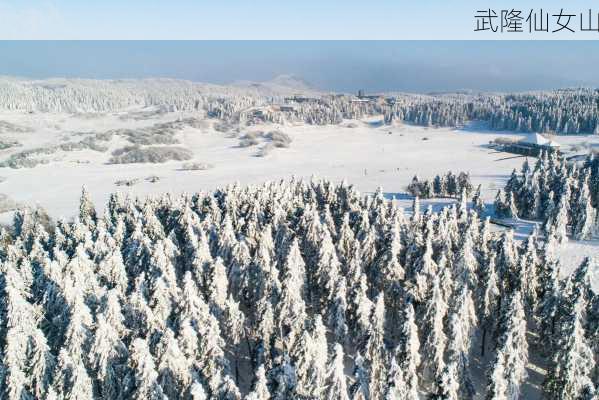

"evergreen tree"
[189, 381, 208, 400]
[1, 261, 55, 400]
[208, 257, 230, 316]
[396, 303, 420, 399]
[494, 190, 507, 218]
[573, 177, 595, 240]
[472, 184, 485, 216]
[363, 294, 387, 400]
[246, 365, 271, 400]
[292, 317, 328, 399]
[478, 254, 500, 357]
[126, 338, 167, 400]
[420, 275, 448, 388]
[544, 296, 596, 400]
[412, 235, 438, 301]
[268, 354, 297, 400]
[349, 353, 370, 400]
[79, 186, 97, 227]
[89, 310, 128, 400]
[552, 189, 570, 244]
[384, 354, 406, 400]
[430, 361, 460, 400]
[542, 191, 556, 234]
[446, 171, 458, 196]
[446, 284, 477, 399]
[505, 190, 519, 219]
[324, 344, 350, 400]
[53, 349, 94, 400]
[327, 277, 349, 344]
[347, 274, 373, 344]
[276, 239, 307, 350]
[454, 232, 478, 289]
[156, 329, 190, 399]
[433, 174, 446, 197]
[486, 292, 528, 400]
[505, 169, 522, 196]
[519, 230, 540, 311]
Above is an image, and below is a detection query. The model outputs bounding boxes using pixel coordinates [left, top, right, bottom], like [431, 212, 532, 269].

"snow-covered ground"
[0, 108, 598, 287]
[0, 111, 526, 217]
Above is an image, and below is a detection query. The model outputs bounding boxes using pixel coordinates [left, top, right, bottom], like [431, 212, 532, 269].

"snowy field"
[0, 108, 598, 287]
[0, 110, 528, 217]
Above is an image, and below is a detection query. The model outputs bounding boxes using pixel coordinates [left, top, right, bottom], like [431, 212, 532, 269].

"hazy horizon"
[1, 41, 599, 93]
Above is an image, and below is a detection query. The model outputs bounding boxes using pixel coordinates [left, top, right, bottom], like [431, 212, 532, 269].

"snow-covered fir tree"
[485, 291, 528, 400]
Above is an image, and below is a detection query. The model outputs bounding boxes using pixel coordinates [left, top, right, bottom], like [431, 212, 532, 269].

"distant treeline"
[383, 89, 599, 135]
[251, 89, 599, 135]
[1, 79, 598, 135]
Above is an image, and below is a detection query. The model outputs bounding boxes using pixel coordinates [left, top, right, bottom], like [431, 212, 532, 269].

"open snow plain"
[0, 110, 528, 218]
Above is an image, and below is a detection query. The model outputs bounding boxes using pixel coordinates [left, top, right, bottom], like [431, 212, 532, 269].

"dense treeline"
[1, 79, 599, 135]
[406, 172, 473, 199]
[384, 89, 599, 135]
[0, 179, 597, 399]
[0, 78, 262, 115]
[495, 151, 599, 242]
[490, 91, 599, 135]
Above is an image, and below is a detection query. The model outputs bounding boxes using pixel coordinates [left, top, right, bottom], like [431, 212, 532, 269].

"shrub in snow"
[0, 147, 57, 168]
[239, 136, 260, 148]
[0, 120, 33, 133]
[265, 130, 292, 148]
[108, 145, 193, 164]
[114, 178, 140, 187]
[145, 175, 161, 183]
[0, 135, 110, 168]
[110, 119, 200, 146]
[0, 139, 21, 150]
[180, 162, 214, 171]
[114, 127, 179, 146]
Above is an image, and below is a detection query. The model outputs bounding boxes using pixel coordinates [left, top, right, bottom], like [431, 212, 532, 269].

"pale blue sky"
[0, 41, 598, 93]
[1, 0, 599, 39]
[1, 2, 598, 92]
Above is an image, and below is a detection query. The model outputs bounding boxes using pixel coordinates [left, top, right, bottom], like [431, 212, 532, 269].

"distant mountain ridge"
[231, 74, 319, 95]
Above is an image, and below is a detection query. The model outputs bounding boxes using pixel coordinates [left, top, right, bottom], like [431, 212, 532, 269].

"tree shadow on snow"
[382, 192, 412, 200]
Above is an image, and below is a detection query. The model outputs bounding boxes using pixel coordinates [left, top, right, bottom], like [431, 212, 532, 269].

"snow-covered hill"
[231, 74, 319, 95]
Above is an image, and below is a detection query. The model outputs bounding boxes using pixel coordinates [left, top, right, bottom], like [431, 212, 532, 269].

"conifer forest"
[1, 177, 597, 399]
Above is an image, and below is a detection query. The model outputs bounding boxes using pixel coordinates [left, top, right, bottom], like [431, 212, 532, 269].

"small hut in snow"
[499, 133, 561, 156]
